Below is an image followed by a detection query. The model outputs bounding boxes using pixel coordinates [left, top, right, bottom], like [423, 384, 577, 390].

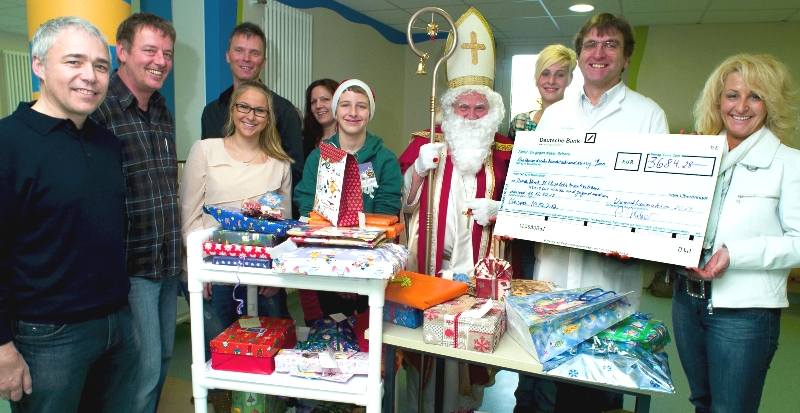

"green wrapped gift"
[596, 312, 671, 352]
[212, 229, 279, 247]
[231, 391, 287, 413]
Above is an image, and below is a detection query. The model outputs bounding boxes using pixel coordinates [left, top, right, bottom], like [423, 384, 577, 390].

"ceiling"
[336, 0, 800, 43]
[0, 0, 798, 41]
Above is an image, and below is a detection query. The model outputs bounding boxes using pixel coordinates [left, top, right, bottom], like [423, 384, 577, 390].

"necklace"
[229, 138, 260, 165]
[237, 151, 259, 164]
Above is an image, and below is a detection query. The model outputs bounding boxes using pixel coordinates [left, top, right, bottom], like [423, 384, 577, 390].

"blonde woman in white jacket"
[673, 53, 800, 413]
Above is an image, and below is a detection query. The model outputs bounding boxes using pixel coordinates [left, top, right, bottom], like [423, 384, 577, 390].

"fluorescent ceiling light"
[569, 4, 595, 12]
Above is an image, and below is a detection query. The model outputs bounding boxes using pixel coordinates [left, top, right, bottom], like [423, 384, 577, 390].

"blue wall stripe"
[277, 0, 448, 44]
[204, 0, 238, 104]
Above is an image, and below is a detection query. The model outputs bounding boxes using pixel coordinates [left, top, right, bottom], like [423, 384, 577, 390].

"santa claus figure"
[397, 8, 512, 412]
[399, 9, 512, 280]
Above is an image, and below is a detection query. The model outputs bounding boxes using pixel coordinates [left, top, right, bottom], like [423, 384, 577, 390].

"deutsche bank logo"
[584, 133, 597, 143]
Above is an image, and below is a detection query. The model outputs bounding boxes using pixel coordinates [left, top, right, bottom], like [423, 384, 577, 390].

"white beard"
[441, 112, 498, 176]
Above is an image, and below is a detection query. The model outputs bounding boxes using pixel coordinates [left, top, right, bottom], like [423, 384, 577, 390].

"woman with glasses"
[180, 80, 294, 371]
[672, 54, 800, 413]
[294, 79, 403, 323]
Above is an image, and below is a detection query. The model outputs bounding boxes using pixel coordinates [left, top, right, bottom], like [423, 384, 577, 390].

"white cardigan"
[710, 128, 800, 308]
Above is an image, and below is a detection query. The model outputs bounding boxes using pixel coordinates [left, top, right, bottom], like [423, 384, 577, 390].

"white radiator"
[0, 50, 32, 118]
[262, 1, 313, 110]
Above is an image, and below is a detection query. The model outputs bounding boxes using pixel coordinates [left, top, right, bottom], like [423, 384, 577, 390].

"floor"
[2, 288, 799, 413]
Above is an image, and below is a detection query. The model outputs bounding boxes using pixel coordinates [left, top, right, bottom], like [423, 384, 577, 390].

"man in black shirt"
[0, 17, 138, 412]
[200, 22, 304, 218]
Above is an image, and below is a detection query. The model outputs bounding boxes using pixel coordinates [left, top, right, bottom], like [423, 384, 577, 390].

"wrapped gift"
[596, 313, 671, 352]
[308, 211, 399, 226]
[505, 287, 635, 362]
[509, 279, 555, 296]
[211, 229, 279, 247]
[296, 316, 360, 352]
[210, 316, 297, 375]
[385, 271, 469, 310]
[203, 242, 272, 258]
[287, 225, 385, 241]
[203, 205, 298, 235]
[290, 235, 386, 248]
[272, 243, 408, 279]
[211, 256, 272, 269]
[274, 349, 368, 375]
[473, 258, 512, 300]
[231, 392, 288, 413]
[383, 301, 423, 328]
[546, 337, 675, 394]
[423, 296, 505, 353]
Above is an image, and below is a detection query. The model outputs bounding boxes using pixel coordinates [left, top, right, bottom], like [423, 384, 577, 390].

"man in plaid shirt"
[90, 12, 180, 413]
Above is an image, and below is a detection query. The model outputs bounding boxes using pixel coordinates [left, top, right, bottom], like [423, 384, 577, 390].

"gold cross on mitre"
[461, 31, 485, 65]
[445, 7, 496, 89]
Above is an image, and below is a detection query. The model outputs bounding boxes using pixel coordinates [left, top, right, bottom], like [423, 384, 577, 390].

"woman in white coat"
[673, 53, 800, 413]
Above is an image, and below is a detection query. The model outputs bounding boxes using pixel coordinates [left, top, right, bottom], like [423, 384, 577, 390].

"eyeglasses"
[582, 40, 622, 52]
[234, 103, 269, 118]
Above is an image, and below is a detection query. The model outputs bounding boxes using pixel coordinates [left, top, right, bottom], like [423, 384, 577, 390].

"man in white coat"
[515, 12, 669, 413]
[534, 12, 668, 311]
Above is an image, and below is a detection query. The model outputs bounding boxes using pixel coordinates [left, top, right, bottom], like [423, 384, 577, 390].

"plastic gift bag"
[546, 337, 675, 394]
[505, 286, 635, 362]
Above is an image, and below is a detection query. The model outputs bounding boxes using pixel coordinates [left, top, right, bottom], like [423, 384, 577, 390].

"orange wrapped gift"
[365, 222, 405, 239]
[308, 211, 404, 239]
[364, 213, 398, 226]
[385, 271, 468, 310]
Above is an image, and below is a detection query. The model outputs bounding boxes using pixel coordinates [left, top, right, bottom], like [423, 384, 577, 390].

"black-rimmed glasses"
[234, 103, 269, 118]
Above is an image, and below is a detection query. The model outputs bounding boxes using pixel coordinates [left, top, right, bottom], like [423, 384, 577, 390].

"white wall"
[638, 21, 800, 146]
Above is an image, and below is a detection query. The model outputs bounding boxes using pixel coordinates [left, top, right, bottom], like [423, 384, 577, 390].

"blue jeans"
[180, 282, 290, 360]
[672, 276, 780, 413]
[10, 305, 140, 413]
[128, 275, 179, 413]
[514, 374, 556, 412]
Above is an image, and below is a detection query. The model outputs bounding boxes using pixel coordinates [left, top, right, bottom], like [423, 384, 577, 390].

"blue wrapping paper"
[203, 205, 299, 235]
[211, 256, 273, 269]
[505, 286, 635, 362]
[383, 301, 423, 328]
[546, 337, 675, 394]
[295, 316, 359, 352]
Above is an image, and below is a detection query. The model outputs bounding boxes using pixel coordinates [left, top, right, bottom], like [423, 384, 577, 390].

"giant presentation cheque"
[494, 131, 725, 267]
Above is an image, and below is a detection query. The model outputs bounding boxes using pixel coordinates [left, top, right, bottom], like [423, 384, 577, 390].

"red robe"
[398, 126, 513, 276]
